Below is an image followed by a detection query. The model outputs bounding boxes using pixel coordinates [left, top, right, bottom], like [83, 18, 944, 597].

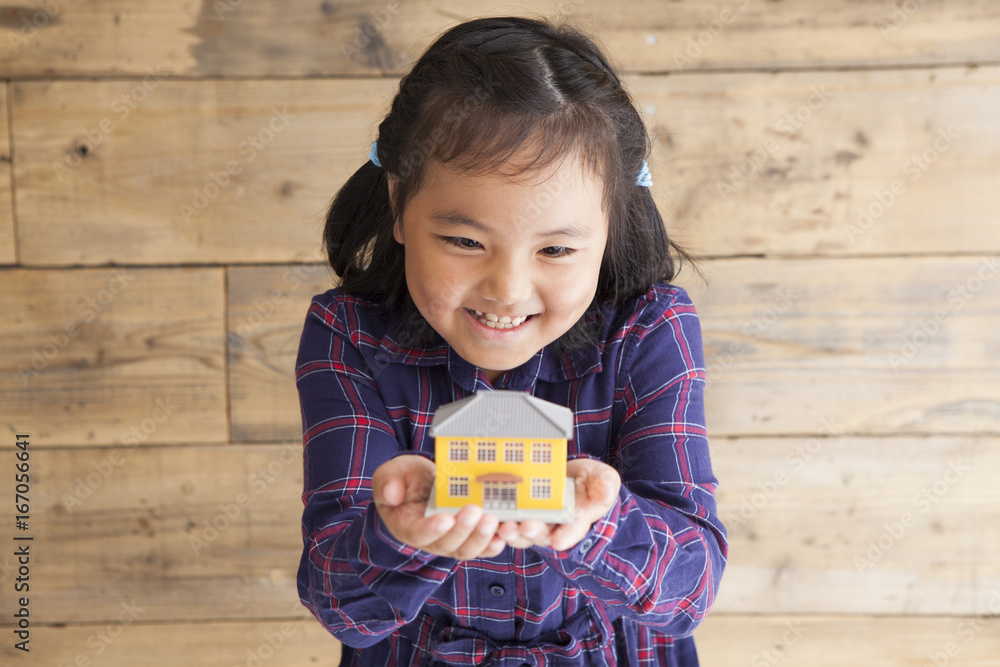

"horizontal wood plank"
[683, 255, 1000, 436]
[633, 65, 1000, 257]
[0, 619, 341, 665]
[0, 443, 305, 624]
[227, 263, 336, 442]
[225, 256, 1000, 439]
[0, 435, 994, 622]
[693, 614, 1000, 667]
[0, 83, 13, 265]
[14, 67, 1000, 266]
[12, 78, 394, 265]
[1, 1, 999, 77]
[0, 267, 227, 446]
[5, 614, 1000, 666]
[710, 435, 999, 616]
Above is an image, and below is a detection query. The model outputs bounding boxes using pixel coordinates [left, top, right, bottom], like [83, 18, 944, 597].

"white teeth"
[468, 309, 531, 330]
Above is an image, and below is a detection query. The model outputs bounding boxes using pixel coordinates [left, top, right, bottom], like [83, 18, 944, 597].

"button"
[579, 538, 593, 553]
[489, 584, 505, 597]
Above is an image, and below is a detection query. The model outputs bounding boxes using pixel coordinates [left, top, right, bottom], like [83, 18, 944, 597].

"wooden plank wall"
[2, 1, 998, 664]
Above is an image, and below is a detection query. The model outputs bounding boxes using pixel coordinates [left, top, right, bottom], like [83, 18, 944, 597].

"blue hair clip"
[369, 140, 382, 168]
[636, 160, 652, 187]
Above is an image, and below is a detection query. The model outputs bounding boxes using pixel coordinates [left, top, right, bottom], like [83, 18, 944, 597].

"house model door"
[482, 481, 517, 510]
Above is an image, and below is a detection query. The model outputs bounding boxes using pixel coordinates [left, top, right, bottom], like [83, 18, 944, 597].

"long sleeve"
[535, 287, 728, 636]
[295, 298, 459, 648]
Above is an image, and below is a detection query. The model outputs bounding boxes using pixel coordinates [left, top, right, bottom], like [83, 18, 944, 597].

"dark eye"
[444, 236, 482, 249]
[541, 246, 576, 258]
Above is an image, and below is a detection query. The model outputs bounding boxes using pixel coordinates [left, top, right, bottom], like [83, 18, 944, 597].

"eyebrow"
[428, 210, 594, 239]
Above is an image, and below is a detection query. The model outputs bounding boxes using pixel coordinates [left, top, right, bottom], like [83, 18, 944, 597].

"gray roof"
[430, 390, 574, 440]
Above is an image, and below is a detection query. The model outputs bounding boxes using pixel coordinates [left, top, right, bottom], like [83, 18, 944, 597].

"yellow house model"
[424, 390, 576, 524]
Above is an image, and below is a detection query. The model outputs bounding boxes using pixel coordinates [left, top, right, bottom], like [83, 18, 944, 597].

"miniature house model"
[425, 390, 576, 524]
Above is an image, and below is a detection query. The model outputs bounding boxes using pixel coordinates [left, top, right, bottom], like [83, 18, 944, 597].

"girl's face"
[392, 150, 609, 384]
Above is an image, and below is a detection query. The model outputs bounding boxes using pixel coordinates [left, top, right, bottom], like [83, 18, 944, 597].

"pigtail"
[323, 158, 406, 307]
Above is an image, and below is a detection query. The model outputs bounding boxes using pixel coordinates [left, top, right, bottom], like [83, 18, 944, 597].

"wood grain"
[4, 614, 1000, 666]
[0, 83, 13, 264]
[0, 618, 341, 665]
[228, 256, 1000, 440]
[12, 78, 395, 265]
[14, 67, 999, 266]
[710, 435, 999, 616]
[631, 65, 1000, 257]
[681, 255, 1000, 436]
[0, 438, 994, 622]
[693, 614, 1000, 667]
[1, 1, 998, 77]
[227, 263, 337, 442]
[0, 267, 227, 446]
[0, 443, 305, 624]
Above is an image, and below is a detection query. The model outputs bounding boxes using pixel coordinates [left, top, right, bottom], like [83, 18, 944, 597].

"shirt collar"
[374, 306, 604, 392]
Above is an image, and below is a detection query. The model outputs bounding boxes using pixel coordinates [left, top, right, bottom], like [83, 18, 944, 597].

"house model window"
[449, 441, 469, 462]
[424, 390, 576, 524]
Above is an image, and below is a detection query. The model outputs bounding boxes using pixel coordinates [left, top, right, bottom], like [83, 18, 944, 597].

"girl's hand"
[496, 458, 621, 552]
[372, 455, 506, 560]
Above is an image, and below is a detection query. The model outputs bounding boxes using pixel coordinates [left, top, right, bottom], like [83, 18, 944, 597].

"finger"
[481, 535, 507, 559]
[453, 513, 500, 560]
[377, 475, 404, 507]
[425, 505, 482, 555]
[496, 521, 532, 549]
[549, 521, 588, 552]
[518, 519, 551, 547]
[382, 508, 453, 549]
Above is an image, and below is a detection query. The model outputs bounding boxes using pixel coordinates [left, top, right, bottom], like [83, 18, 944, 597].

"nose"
[480, 254, 531, 306]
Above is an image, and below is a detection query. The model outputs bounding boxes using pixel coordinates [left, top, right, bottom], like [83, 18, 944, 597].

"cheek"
[411, 255, 467, 316]
[545, 264, 600, 308]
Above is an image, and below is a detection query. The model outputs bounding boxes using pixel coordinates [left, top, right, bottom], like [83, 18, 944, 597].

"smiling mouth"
[466, 308, 534, 330]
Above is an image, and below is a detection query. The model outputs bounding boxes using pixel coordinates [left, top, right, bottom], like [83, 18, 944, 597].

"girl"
[296, 15, 727, 666]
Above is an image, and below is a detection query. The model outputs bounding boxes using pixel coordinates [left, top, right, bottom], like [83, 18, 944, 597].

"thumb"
[377, 474, 404, 507]
[590, 470, 618, 505]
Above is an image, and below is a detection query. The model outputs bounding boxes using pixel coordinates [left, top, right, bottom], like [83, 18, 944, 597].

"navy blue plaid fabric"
[295, 282, 728, 665]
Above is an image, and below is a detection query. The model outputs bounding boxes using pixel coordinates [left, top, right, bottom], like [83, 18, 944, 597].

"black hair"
[323, 15, 698, 352]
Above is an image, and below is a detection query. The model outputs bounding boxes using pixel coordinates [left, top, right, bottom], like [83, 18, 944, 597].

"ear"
[388, 175, 404, 244]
